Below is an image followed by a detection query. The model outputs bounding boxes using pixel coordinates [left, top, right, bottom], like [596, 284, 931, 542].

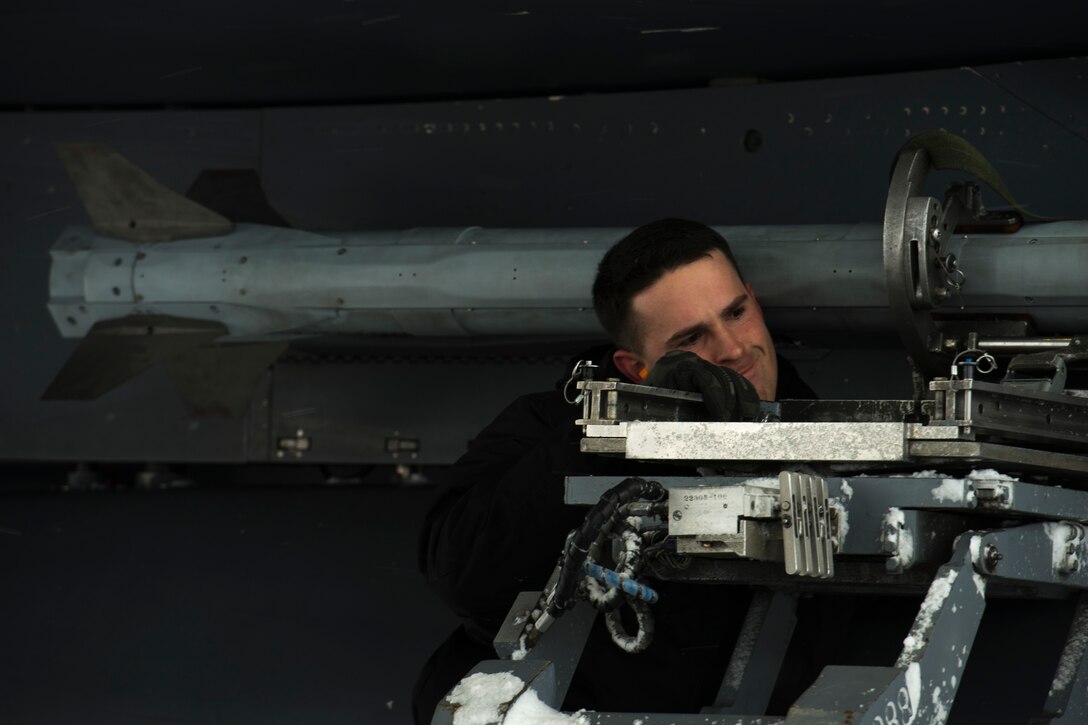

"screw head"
[672, 510, 683, 521]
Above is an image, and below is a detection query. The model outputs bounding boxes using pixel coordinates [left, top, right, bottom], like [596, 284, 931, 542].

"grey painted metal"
[707, 590, 799, 716]
[493, 591, 543, 659]
[570, 474, 1088, 520]
[534, 479, 1088, 721]
[790, 535, 986, 724]
[435, 598, 597, 724]
[973, 522, 1088, 587]
[652, 559, 949, 595]
[1043, 594, 1088, 723]
[930, 378, 1088, 446]
[906, 439, 1088, 476]
[514, 600, 598, 706]
[884, 509, 975, 572]
[567, 475, 768, 505]
[569, 474, 1088, 582]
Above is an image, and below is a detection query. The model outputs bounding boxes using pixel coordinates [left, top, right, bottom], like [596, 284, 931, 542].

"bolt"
[932, 228, 943, 241]
[984, 544, 1003, 572]
[782, 514, 792, 529]
[781, 501, 791, 512]
[722, 503, 729, 509]
[672, 510, 682, 521]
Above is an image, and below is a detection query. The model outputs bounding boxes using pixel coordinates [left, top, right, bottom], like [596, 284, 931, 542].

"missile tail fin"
[55, 143, 233, 242]
[42, 315, 287, 418]
[186, 169, 291, 227]
[42, 315, 228, 401]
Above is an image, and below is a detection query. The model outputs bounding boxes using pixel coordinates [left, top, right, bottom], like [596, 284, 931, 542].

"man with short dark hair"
[413, 218, 815, 723]
[594, 217, 779, 401]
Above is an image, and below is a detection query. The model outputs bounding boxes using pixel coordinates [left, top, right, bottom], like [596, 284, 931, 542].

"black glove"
[644, 350, 761, 421]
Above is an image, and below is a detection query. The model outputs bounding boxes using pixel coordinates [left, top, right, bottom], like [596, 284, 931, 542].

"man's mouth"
[733, 362, 755, 380]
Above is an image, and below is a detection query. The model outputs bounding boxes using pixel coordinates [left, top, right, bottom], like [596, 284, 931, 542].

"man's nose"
[708, 325, 744, 364]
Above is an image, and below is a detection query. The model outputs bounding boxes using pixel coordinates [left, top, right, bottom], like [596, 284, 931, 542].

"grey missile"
[43, 143, 1088, 414]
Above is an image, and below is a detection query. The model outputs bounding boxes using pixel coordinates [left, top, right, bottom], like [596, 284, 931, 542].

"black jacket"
[414, 350, 817, 721]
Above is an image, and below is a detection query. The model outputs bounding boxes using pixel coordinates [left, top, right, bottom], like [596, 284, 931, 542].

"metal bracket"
[780, 472, 834, 578]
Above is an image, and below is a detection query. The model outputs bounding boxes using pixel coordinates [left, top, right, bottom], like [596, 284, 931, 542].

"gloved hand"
[644, 350, 761, 421]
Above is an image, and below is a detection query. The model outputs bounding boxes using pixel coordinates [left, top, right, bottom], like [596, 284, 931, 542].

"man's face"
[615, 250, 778, 400]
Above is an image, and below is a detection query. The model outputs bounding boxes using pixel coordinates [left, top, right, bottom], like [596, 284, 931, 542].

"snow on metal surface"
[965, 468, 1019, 482]
[504, 689, 589, 725]
[930, 684, 950, 725]
[832, 479, 853, 543]
[839, 480, 854, 499]
[901, 569, 958, 662]
[1045, 521, 1072, 573]
[932, 479, 965, 503]
[886, 507, 914, 569]
[448, 671, 524, 725]
[972, 572, 987, 599]
[905, 662, 922, 725]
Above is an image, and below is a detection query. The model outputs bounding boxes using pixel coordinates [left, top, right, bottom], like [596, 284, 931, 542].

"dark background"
[2, 2, 1088, 723]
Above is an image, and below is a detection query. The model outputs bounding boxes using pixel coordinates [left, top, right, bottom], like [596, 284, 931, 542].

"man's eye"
[678, 332, 701, 347]
[725, 305, 746, 321]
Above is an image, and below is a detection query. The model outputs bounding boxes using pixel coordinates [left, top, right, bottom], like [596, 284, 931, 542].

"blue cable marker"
[584, 561, 659, 604]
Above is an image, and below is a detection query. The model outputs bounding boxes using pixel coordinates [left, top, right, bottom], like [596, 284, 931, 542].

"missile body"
[42, 142, 1088, 413]
[49, 220, 1088, 344]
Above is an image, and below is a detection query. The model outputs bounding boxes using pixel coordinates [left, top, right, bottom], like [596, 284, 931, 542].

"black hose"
[547, 477, 666, 618]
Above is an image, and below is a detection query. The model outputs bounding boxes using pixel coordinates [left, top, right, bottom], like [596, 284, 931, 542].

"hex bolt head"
[984, 544, 1003, 572]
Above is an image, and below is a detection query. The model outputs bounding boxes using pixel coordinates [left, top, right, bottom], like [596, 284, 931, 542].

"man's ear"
[613, 348, 647, 383]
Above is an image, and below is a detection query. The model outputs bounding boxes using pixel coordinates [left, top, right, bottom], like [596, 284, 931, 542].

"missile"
[44, 144, 1088, 414]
